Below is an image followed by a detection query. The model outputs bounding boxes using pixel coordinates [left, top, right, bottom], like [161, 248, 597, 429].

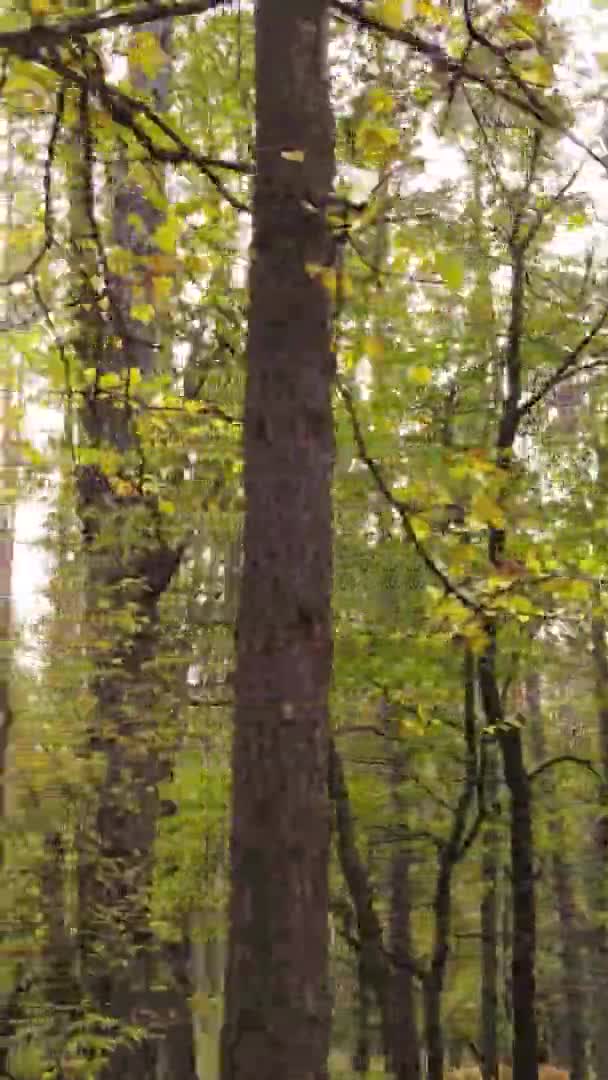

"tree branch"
[337, 374, 482, 615]
[528, 754, 602, 784]
[0, 85, 64, 286]
[517, 301, 608, 422]
[0, 0, 221, 51]
[331, 1, 608, 174]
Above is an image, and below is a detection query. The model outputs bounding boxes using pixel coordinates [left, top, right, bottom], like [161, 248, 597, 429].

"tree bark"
[478, 635, 538, 1080]
[476, 221, 539, 1079]
[589, 612, 608, 1080]
[388, 744, 421, 1080]
[480, 745, 499, 1080]
[219, 4, 335, 1078]
[329, 738, 422, 1078]
[424, 649, 479, 1080]
[0, 121, 17, 861]
[352, 948, 373, 1075]
[66, 22, 197, 1079]
[526, 673, 588, 1080]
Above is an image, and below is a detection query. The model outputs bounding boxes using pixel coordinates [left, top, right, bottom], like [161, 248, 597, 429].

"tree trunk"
[190, 911, 225, 1080]
[423, 648, 479, 1080]
[219, 4, 335, 1078]
[480, 745, 499, 1080]
[526, 673, 588, 1080]
[352, 950, 372, 1075]
[478, 636, 538, 1080]
[329, 738, 420, 1078]
[589, 612, 608, 1080]
[388, 745, 421, 1080]
[0, 120, 17, 859]
[65, 22, 197, 1079]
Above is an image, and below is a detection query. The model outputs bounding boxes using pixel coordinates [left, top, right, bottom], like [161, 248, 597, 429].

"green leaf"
[153, 216, 180, 255]
[434, 251, 465, 291]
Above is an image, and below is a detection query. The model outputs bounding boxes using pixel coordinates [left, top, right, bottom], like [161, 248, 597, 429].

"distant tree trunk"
[474, 191, 540, 1079]
[478, 632, 538, 1080]
[526, 673, 588, 1080]
[352, 949, 372, 1075]
[589, 611, 608, 1080]
[329, 739, 422, 1078]
[423, 650, 479, 1080]
[0, 123, 16, 860]
[66, 22, 197, 1079]
[190, 910, 225, 1080]
[480, 744, 499, 1080]
[501, 862, 512, 1034]
[219, 3, 335, 1078]
[0, 380, 14, 860]
[388, 742, 421, 1080]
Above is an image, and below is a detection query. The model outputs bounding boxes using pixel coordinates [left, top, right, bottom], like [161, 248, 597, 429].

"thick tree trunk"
[480, 745, 499, 1080]
[219, 4, 335, 1078]
[526, 673, 588, 1080]
[66, 22, 197, 1079]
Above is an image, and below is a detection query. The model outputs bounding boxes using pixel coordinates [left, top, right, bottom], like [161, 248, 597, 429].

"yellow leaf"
[407, 365, 433, 386]
[281, 149, 305, 162]
[364, 335, 385, 360]
[417, 0, 449, 22]
[471, 491, 505, 529]
[368, 88, 395, 114]
[305, 262, 324, 279]
[356, 122, 400, 165]
[128, 31, 169, 78]
[130, 303, 156, 324]
[410, 515, 431, 540]
[152, 275, 173, 304]
[371, 0, 406, 28]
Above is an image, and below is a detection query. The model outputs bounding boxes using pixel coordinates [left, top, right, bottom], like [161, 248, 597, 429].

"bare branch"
[528, 754, 602, 784]
[0, 0, 221, 51]
[0, 85, 64, 286]
[331, 0, 608, 174]
[518, 302, 608, 421]
[337, 374, 482, 615]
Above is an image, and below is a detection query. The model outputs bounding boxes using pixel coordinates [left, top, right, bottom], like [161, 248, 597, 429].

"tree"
[220, 3, 336, 1078]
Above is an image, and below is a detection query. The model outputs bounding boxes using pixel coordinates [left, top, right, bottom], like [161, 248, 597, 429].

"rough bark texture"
[66, 23, 197, 1079]
[526, 673, 588, 1080]
[219, 4, 335, 1078]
